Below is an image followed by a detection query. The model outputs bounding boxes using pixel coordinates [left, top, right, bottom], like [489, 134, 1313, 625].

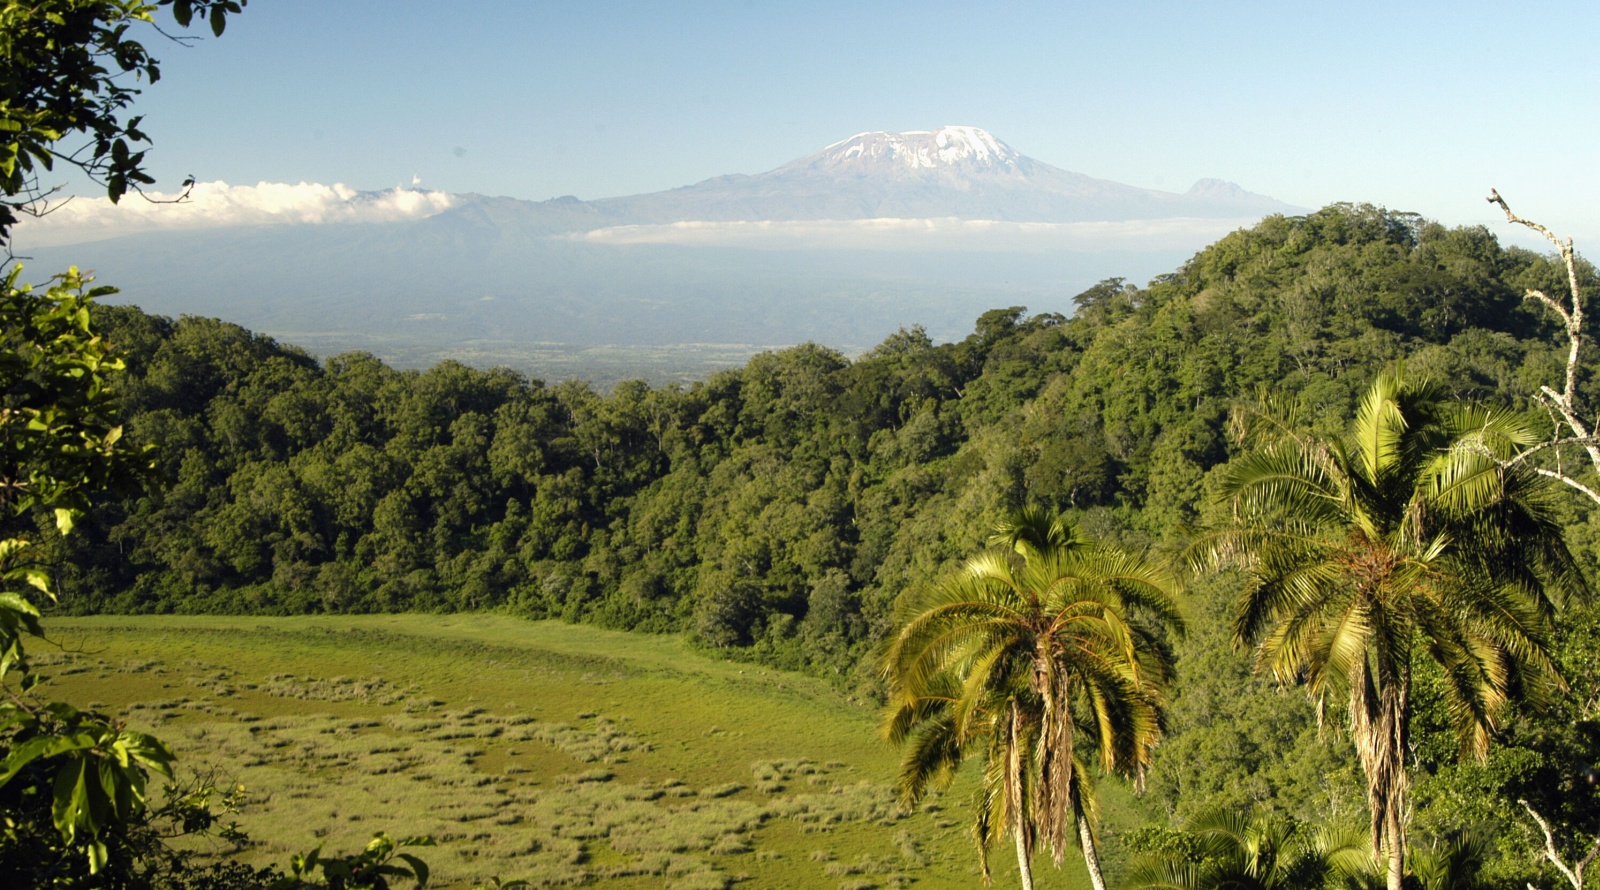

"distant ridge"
[582, 125, 1299, 225]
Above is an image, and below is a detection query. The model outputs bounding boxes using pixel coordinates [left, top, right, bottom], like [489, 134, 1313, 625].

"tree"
[0, 267, 179, 879]
[1484, 190, 1600, 507]
[0, 2, 271, 883]
[1126, 807, 1371, 890]
[0, 0, 245, 246]
[1198, 370, 1587, 890]
[882, 506, 1183, 890]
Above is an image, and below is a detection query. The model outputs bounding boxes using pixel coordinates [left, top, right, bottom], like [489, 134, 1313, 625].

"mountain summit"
[796, 126, 1024, 174]
[592, 125, 1297, 224]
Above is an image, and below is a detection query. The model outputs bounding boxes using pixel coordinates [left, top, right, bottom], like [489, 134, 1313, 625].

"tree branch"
[1532, 466, 1600, 505]
[1520, 798, 1597, 890]
[1486, 190, 1600, 505]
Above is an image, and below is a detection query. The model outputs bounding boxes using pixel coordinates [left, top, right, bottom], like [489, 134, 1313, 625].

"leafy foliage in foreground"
[0, 0, 246, 243]
[0, 266, 174, 882]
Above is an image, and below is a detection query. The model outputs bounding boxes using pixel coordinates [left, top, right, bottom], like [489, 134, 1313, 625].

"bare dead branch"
[1521, 798, 1599, 890]
[1486, 190, 1600, 505]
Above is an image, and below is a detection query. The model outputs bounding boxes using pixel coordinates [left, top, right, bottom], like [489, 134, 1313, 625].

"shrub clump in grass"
[262, 674, 405, 704]
[894, 829, 927, 867]
[663, 870, 732, 890]
[383, 715, 443, 733]
[555, 768, 615, 784]
[509, 717, 647, 763]
[708, 834, 750, 855]
[767, 781, 902, 829]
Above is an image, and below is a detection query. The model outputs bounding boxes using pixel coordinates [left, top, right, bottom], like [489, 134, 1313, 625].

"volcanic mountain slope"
[573, 125, 1296, 224]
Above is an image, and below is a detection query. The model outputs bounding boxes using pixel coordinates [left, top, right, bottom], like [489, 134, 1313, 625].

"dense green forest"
[25, 203, 1599, 884]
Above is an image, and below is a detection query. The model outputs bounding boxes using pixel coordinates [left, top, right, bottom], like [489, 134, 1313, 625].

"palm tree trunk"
[1071, 779, 1109, 890]
[1008, 702, 1035, 890]
[1076, 808, 1108, 890]
[1385, 807, 1405, 890]
[1351, 654, 1411, 890]
[1014, 827, 1035, 890]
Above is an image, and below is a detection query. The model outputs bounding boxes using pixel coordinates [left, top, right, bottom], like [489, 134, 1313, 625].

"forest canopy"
[52, 204, 1588, 642]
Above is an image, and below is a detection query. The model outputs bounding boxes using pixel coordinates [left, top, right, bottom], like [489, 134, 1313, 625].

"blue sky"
[98, 1, 1600, 243]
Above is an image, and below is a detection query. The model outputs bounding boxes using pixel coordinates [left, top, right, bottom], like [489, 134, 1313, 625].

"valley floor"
[42, 614, 1112, 889]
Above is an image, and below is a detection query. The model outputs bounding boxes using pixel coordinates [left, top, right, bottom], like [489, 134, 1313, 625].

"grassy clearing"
[40, 615, 1118, 888]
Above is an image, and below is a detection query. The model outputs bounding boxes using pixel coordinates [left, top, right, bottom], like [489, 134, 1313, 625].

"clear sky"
[97, 1, 1600, 244]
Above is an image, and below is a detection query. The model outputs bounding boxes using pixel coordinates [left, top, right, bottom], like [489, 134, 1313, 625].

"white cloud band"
[15, 181, 455, 247]
[566, 216, 1258, 252]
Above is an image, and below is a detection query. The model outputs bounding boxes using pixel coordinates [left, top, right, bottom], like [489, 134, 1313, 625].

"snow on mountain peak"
[811, 126, 1021, 172]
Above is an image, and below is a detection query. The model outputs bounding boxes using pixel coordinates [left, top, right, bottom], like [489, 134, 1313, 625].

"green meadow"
[38, 614, 1132, 889]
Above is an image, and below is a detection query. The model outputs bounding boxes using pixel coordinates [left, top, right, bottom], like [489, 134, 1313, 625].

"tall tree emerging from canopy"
[882, 506, 1183, 890]
[1485, 190, 1600, 508]
[1198, 370, 1587, 890]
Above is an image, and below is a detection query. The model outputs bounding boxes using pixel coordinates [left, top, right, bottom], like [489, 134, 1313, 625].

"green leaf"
[118, 730, 176, 777]
[0, 591, 43, 620]
[51, 755, 91, 842]
[397, 852, 431, 887]
[20, 567, 52, 594]
[0, 731, 99, 787]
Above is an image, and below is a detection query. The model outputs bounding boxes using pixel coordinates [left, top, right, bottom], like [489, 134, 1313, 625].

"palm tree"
[1198, 371, 1586, 890]
[883, 506, 1184, 890]
[1404, 830, 1492, 890]
[1126, 808, 1370, 890]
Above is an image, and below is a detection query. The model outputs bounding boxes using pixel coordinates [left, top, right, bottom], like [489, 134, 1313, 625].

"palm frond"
[894, 709, 964, 807]
[1219, 443, 1344, 523]
[989, 504, 1085, 560]
[1227, 383, 1307, 448]
[1350, 368, 1410, 486]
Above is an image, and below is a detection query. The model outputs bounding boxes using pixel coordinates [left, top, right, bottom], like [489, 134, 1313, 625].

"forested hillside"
[37, 203, 1600, 884]
[56, 204, 1586, 650]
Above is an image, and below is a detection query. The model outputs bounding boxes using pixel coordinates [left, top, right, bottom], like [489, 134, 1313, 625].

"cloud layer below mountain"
[567, 216, 1256, 252]
[16, 181, 456, 247]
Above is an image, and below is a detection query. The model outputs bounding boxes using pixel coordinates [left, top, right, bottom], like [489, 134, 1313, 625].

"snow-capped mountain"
[582, 125, 1296, 224]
